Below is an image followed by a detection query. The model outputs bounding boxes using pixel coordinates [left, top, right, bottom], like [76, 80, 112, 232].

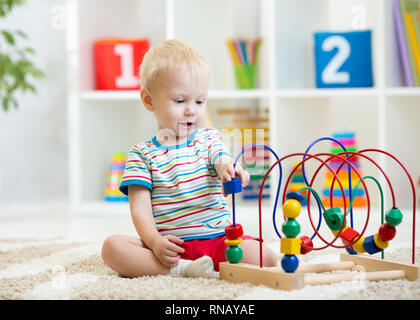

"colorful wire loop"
[229, 137, 417, 268]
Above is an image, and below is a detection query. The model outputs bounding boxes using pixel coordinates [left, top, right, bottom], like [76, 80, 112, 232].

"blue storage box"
[314, 30, 373, 88]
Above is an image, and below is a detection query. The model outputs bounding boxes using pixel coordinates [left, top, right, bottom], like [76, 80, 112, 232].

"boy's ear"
[140, 87, 154, 111]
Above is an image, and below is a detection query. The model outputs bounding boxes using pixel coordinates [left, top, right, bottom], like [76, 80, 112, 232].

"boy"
[102, 39, 277, 278]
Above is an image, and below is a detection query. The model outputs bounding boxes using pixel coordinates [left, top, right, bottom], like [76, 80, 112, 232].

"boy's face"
[142, 69, 209, 144]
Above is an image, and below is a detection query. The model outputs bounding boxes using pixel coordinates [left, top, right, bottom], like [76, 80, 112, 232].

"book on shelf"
[393, 0, 414, 86]
[395, 0, 420, 86]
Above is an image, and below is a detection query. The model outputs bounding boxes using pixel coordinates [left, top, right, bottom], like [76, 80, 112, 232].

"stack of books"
[394, 0, 420, 86]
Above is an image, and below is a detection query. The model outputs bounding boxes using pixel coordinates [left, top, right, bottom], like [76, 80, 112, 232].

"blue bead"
[363, 235, 382, 255]
[281, 255, 299, 273]
[223, 178, 242, 194]
[286, 192, 305, 204]
[345, 247, 358, 255]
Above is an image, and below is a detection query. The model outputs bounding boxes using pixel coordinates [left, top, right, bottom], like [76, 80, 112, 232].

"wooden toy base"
[219, 253, 420, 291]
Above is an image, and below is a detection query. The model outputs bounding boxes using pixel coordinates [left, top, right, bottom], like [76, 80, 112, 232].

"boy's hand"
[215, 156, 250, 196]
[151, 234, 185, 267]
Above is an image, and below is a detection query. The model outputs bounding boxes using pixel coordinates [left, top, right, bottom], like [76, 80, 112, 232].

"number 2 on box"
[114, 44, 138, 88]
[321, 35, 350, 84]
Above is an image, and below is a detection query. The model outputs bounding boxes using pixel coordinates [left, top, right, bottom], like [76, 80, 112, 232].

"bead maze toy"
[219, 137, 419, 290]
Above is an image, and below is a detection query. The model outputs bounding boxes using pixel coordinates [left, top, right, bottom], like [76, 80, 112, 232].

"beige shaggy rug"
[1, 237, 419, 300]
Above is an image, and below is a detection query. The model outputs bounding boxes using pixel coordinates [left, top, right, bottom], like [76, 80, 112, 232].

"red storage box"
[94, 38, 150, 90]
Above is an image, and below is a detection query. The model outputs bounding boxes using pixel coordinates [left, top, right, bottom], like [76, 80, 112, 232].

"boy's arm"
[128, 185, 184, 267]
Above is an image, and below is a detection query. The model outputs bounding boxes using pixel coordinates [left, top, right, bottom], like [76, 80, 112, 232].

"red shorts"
[179, 235, 259, 271]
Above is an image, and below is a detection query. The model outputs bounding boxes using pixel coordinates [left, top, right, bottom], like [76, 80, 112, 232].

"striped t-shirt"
[119, 128, 232, 240]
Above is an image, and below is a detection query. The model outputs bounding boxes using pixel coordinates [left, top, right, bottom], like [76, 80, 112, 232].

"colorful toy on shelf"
[314, 30, 373, 88]
[322, 131, 366, 208]
[94, 38, 150, 90]
[226, 37, 263, 89]
[286, 163, 307, 206]
[219, 137, 419, 291]
[211, 105, 270, 203]
[105, 151, 128, 202]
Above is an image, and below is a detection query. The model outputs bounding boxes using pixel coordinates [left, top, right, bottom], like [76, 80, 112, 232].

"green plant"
[0, 0, 45, 111]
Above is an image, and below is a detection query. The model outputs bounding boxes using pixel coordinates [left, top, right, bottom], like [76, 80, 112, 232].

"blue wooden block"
[345, 247, 358, 255]
[314, 30, 373, 88]
[363, 235, 382, 255]
[223, 178, 242, 194]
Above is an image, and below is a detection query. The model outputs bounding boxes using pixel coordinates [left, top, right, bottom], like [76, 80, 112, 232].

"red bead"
[378, 223, 396, 241]
[300, 235, 313, 254]
[340, 227, 359, 246]
[225, 224, 244, 239]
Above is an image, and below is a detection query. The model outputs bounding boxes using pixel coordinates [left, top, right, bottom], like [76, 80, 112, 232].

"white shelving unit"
[66, 0, 420, 221]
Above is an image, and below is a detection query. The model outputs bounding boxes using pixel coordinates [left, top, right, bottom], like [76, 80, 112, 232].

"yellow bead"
[224, 238, 242, 246]
[352, 235, 366, 253]
[374, 233, 389, 250]
[283, 199, 301, 219]
[280, 237, 302, 255]
[332, 225, 348, 237]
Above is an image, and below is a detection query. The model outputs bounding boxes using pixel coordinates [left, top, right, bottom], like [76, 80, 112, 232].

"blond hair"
[139, 39, 210, 90]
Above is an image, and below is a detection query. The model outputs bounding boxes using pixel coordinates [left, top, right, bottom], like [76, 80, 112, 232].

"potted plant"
[0, 0, 44, 111]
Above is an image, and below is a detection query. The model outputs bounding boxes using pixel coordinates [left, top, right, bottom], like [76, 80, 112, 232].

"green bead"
[282, 219, 301, 238]
[323, 207, 346, 231]
[225, 245, 243, 263]
[385, 208, 403, 227]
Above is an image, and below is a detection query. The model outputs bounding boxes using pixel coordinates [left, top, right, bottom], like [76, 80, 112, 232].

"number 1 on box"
[114, 44, 138, 88]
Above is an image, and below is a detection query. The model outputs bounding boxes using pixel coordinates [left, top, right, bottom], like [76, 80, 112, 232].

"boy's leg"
[102, 234, 219, 278]
[102, 234, 169, 277]
[239, 239, 278, 267]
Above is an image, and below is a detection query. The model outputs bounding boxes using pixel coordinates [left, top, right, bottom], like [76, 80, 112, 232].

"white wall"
[0, 0, 67, 206]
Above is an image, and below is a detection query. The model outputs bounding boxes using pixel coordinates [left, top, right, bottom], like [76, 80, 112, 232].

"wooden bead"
[223, 178, 242, 194]
[224, 238, 242, 246]
[300, 235, 313, 255]
[345, 247, 358, 255]
[323, 207, 346, 231]
[225, 245, 243, 263]
[225, 224, 244, 239]
[352, 235, 366, 253]
[385, 208, 403, 227]
[374, 233, 389, 250]
[340, 227, 359, 246]
[283, 199, 301, 219]
[332, 225, 348, 237]
[363, 235, 382, 255]
[378, 223, 396, 241]
[281, 255, 299, 273]
[282, 219, 301, 238]
[280, 237, 302, 255]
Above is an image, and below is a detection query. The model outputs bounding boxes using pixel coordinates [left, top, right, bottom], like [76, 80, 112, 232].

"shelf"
[81, 90, 140, 101]
[386, 87, 420, 97]
[80, 88, 384, 101]
[276, 88, 379, 99]
[209, 89, 270, 99]
[67, 0, 420, 215]
[81, 89, 271, 101]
